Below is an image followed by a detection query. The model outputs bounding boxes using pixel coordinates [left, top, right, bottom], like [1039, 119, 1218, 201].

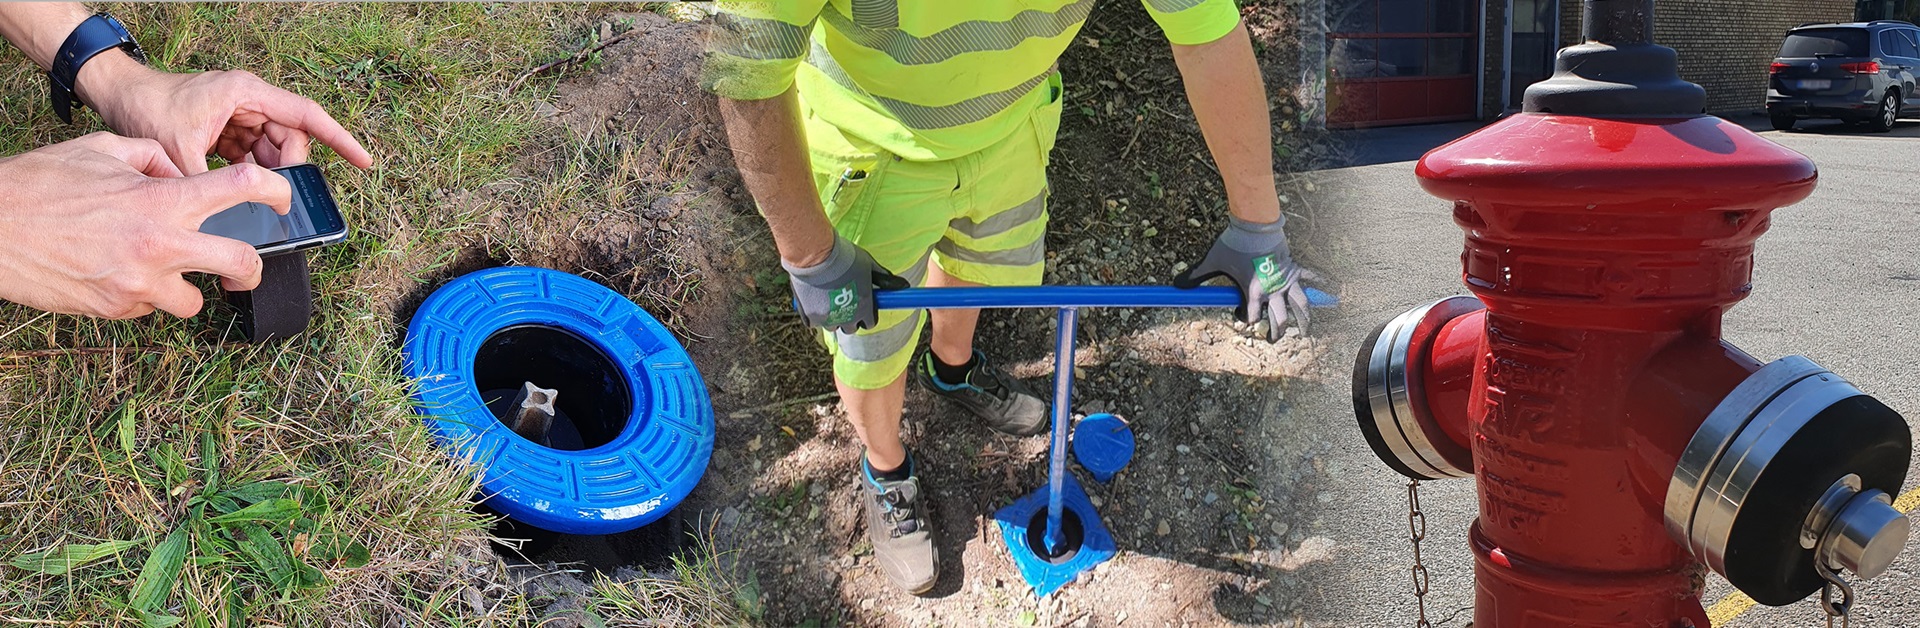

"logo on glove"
[1253, 254, 1288, 294]
[825, 285, 858, 327]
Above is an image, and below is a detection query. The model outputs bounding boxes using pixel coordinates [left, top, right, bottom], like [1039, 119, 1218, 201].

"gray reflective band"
[950, 189, 1047, 240]
[937, 237, 1045, 267]
[711, 12, 815, 60]
[821, 0, 1095, 66]
[894, 251, 932, 286]
[1143, 0, 1213, 12]
[849, 0, 899, 29]
[807, 42, 1050, 129]
[835, 309, 922, 362]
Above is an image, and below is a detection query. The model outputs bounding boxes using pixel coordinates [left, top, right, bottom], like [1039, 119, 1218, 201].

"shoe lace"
[877, 487, 921, 538]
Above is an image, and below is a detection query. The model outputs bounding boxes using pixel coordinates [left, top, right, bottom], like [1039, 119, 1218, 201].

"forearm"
[720, 88, 836, 268]
[1170, 22, 1282, 224]
[0, 3, 158, 121]
[0, 2, 90, 69]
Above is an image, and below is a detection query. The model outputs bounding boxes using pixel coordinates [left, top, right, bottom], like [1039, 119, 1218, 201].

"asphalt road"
[1298, 113, 1920, 627]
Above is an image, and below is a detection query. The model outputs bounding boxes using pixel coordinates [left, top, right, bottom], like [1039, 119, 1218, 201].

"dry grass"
[0, 3, 748, 626]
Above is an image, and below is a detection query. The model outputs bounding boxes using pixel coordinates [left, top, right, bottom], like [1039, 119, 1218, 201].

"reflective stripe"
[821, 0, 1096, 66]
[949, 188, 1047, 240]
[892, 251, 932, 286]
[849, 0, 898, 29]
[807, 42, 1050, 129]
[936, 237, 1045, 267]
[835, 309, 922, 362]
[711, 12, 815, 61]
[1143, 0, 1212, 12]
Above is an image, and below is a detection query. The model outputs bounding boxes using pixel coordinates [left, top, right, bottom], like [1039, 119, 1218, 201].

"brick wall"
[1480, 0, 1510, 116]
[1554, 0, 1854, 113]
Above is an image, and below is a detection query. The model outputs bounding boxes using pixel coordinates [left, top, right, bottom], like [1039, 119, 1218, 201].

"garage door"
[1328, 0, 1479, 128]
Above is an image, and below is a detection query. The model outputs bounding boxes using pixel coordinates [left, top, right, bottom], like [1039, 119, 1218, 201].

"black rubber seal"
[1352, 319, 1442, 481]
[1723, 394, 1910, 606]
[1024, 508, 1084, 565]
[226, 251, 312, 343]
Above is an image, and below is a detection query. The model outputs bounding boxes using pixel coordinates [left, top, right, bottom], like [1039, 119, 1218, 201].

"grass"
[0, 3, 750, 625]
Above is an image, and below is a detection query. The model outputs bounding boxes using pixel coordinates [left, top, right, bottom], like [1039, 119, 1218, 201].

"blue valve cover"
[1072, 413, 1135, 483]
[402, 267, 714, 535]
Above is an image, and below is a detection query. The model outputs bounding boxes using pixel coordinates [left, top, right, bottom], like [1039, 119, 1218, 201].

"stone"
[1156, 520, 1171, 536]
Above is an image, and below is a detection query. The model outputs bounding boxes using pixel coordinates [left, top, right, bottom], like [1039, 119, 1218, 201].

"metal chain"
[1815, 558, 1854, 628]
[1408, 479, 1433, 628]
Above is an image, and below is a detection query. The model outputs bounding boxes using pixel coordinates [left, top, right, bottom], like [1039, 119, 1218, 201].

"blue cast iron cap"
[402, 267, 714, 536]
[1072, 413, 1134, 483]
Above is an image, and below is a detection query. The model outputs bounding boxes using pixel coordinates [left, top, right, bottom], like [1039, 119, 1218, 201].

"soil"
[462, 3, 1358, 626]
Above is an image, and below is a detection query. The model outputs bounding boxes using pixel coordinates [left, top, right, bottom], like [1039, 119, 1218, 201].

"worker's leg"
[799, 102, 955, 595]
[915, 73, 1065, 436]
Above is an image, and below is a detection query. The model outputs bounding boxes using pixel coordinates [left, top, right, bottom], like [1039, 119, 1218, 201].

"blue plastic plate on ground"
[402, 267, 714, 535]
[995, 474, 1116, 597]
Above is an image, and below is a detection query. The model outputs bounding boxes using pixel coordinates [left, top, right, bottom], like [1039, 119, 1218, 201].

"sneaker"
[916, 350, 1049, 436]
[860, 460, 939, 594]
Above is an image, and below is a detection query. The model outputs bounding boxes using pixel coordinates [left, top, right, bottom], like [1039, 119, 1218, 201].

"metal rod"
[874, 285, 1241, 311]
[1045, 306, 1079, 554]
[1584, 0, 1652, 45]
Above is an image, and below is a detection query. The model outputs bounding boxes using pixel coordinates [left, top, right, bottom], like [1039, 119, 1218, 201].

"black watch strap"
[48, 13, 146, 124]
[226, 252, 313, 343]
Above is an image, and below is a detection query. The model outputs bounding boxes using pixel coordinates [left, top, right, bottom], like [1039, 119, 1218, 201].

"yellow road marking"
[1709, 484, 1920, 625]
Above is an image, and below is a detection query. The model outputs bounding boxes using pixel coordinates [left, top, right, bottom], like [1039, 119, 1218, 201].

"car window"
[1879, 30, 1919, 58]
[1900, 30, 1920, 58]
[1780, 28, 1869, 57]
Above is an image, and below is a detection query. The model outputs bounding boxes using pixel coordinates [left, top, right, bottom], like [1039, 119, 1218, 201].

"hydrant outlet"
[1665, 355, 1911, 605]
[1353, 296, 1483, 480]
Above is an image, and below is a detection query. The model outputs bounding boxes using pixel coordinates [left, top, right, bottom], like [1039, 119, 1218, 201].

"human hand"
[782, 235, 910, 334]
[0, 132, 291, 319]
[1174, 216, 1322, 340]
[79, 54, 373, 173]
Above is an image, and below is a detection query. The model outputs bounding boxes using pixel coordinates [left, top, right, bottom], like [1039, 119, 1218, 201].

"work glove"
[1174, 216, 1320, 341]
[783, 235, 911, 334]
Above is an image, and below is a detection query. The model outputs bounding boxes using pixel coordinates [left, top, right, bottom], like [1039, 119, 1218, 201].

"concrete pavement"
[1298, 112, 1920, 627]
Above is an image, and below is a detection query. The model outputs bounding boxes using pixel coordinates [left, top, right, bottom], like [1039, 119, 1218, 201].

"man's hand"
[784, 235, 910, 334]
[0, 132, 291, 319]
[79, 53, 373, 173]
[1174, 217, 1320, 340]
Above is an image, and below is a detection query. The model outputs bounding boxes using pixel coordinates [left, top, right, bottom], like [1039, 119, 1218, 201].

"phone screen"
[199, 164, 345, 250]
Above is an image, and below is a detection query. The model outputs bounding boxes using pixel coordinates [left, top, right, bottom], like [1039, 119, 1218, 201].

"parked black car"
[1767, 20, 1920, 132]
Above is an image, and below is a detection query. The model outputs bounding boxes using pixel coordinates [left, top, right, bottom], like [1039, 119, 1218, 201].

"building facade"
[1328, 0, 1858, 127]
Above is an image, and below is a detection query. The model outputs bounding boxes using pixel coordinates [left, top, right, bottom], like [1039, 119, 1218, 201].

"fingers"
[167, 163, 294, 223]
[1285, 284, 1312, 336]
[173, 231, 265, 291]
[148, 276, 210, 319]
[872, 268, 911, 291]
[1263, 293, 1288, 342]
[256, 124, 311, 168]
[75, 132, 185, 179]
[239, 76, 373, 168]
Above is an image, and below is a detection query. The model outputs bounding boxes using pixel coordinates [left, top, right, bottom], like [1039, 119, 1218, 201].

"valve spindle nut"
[1822, 490, 1909, 579]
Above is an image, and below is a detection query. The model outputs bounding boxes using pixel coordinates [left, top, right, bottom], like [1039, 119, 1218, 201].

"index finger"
[75, 133, 185, 179]
[166, 163, 294, 225]
[246, 88, 374, 169]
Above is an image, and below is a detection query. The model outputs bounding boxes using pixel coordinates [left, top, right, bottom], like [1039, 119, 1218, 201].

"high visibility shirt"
[705, 0, 1243, 162]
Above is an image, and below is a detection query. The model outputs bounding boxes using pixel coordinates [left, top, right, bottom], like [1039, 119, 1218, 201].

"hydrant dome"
[402, 267, 715, 536]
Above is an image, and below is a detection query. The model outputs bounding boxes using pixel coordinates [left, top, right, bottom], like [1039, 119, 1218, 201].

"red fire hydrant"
[1352, 2, 1912, 627]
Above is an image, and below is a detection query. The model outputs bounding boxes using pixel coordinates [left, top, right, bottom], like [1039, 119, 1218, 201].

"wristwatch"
[48, 13, 147, 124]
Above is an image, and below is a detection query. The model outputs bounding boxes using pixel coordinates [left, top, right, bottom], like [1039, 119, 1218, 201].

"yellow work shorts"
[799, 75, 1064, 390]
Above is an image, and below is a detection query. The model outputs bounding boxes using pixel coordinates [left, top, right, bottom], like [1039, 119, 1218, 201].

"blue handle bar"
[872, 285, 1338, 311]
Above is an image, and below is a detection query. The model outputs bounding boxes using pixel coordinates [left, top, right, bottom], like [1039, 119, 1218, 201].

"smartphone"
[198, 163, 348, 257]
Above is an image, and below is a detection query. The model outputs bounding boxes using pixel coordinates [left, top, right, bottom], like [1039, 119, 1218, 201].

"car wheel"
[1868, 92, 1898, 132]
[1769, 111, 1796, 131]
